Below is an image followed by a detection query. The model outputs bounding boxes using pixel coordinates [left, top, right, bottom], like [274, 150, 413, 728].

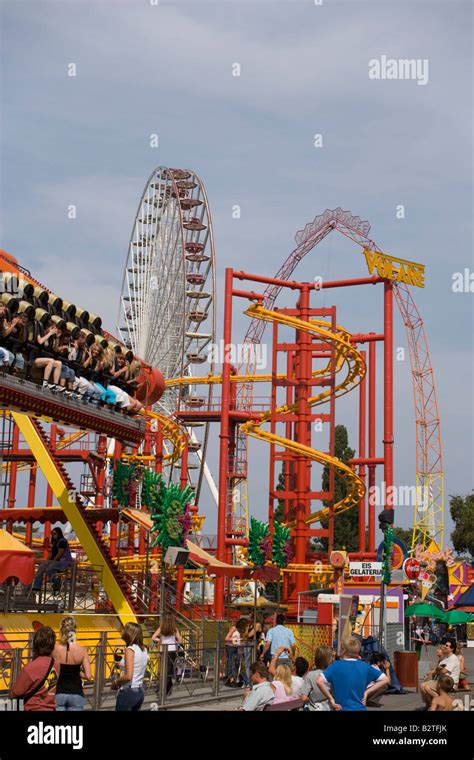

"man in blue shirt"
[262, 614, 296, 663]
[316, 636, 388, 711]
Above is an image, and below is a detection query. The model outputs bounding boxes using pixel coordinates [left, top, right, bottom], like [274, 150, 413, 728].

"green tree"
[450, 492, 474, 560]
[392, 526, 413, 549]
[274, 465, 285, 523]
[319, 425, 357, 552]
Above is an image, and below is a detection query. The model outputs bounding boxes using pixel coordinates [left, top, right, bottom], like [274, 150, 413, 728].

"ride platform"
[0, 372, 145, 446]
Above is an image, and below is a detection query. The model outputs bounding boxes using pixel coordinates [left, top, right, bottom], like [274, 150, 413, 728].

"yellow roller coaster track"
[167, 302, 366, 529]
[1, 408, 186, 474]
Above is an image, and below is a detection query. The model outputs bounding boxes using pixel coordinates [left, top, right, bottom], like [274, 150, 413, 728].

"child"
[316, 636, 388, 711]
[429, 674, 454, 711]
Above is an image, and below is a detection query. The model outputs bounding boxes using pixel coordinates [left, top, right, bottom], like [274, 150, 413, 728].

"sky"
[1, 0, 472, 549]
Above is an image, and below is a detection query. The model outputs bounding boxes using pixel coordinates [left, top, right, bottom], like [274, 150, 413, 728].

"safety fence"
[0, 635, 251, 710]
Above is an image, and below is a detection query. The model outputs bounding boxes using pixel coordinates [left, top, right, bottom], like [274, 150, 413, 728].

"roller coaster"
[0, 167, 444, 630]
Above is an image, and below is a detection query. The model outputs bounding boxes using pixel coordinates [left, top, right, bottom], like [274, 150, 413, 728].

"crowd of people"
[0, 303, 144, 415]
[11, 618, 150, 712]
[419, 638, 469, 710]
[9, 613, 469, 713]
[226, 614, 468, 712]
[236, 616, 392, 712]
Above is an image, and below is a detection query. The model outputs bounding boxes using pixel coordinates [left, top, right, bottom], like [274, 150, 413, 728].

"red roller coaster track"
[237, 208, 444, 549]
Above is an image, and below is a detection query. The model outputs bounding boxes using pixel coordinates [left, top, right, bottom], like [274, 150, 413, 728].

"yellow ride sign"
[363, 249, 425, 288]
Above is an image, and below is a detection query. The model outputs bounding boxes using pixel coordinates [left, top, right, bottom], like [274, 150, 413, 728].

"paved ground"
[170, 645, 474, 711]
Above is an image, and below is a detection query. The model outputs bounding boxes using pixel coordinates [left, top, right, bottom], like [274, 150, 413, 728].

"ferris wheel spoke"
[118, 166, 217, 509]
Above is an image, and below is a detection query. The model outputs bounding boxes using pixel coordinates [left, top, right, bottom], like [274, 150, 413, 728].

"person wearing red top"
[11, 627, 59, 711]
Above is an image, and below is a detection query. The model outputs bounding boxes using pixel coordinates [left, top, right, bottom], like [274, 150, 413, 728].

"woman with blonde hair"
[112, 622, 149, 711]
[270, 663, 294, 704]
[53, 616, 92, 711]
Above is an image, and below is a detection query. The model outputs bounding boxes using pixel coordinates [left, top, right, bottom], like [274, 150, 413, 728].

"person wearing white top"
[439, 641, 460, 687]
[152, 614, 182, 695]
[112, 623, 149, 711]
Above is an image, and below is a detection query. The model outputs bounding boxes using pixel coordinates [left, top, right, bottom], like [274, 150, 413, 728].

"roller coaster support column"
[176, 442, 189, 614]
[358, 350, 367, 551]
[384, 282, 394, 515]
[109, 439, 122, 558]
[95, 435, 107, 539]
[7, 423, 20, 515]
[294, 285, 311, 596]
[43, 425, 57, 559]
[26, 462, 37, 546]
[215, 267, 234, 618]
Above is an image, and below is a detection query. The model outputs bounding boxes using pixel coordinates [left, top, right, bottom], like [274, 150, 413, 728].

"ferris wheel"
[117, 166, 217, 503]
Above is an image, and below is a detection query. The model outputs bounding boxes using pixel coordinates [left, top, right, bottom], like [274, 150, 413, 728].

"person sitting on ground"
[292, 656, 310, 695]
[268, 646, 309, 696]
[240, 661, 275, 711]
[429, 674, 454, 711]
[365, 653, 391, 707]
[11, 626, 59, 711]
[270, 663, 295, 704]
[420, 639, 460, 709]
[262, 614, 296, 665]
[300, 645, 334, 711]
[419, 644, 446, 708]
[316, 636, 389, 711]
[31, 526, 73, 594]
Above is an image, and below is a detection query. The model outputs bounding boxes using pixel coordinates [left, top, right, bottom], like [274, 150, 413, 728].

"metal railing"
[0, 562, 105, 614]
[0, 636, 237, 710]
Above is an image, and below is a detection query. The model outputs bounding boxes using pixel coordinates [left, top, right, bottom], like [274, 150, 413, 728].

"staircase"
[12, 412, 140, 622]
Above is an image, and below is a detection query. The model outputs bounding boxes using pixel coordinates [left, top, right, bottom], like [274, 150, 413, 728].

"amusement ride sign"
[363, 249, 425, 288]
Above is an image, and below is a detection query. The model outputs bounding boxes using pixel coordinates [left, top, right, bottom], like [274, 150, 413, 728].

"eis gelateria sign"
[363, 249, 425, 288]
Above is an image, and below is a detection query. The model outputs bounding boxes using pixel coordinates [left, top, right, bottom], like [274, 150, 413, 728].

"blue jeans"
[0, 349, 24, 370]
[116, 687, 144, 711]
[60, 365, 75, 382]
[56, 693, 84, 711]
[226, 646, 237, 679]
[32, 560, 71, 590]
[242, 644, 252, 687]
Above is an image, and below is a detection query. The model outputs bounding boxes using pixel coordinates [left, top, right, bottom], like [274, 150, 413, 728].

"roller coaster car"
[0, 370, 146, 446]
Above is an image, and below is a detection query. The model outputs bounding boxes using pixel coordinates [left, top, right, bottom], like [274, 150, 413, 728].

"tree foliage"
[320, 425, 357, 551]
[450, 492, 474, 559]
[392, 526, 413, 549]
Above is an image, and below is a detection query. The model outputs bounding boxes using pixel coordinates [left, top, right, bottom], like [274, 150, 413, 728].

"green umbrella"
[443, 610, 474, 625]
[404, 602, 446, 618]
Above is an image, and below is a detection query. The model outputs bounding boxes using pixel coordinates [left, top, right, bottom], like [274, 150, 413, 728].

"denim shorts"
[56, 693, 84, 711]
[61, 365, 76, 381]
